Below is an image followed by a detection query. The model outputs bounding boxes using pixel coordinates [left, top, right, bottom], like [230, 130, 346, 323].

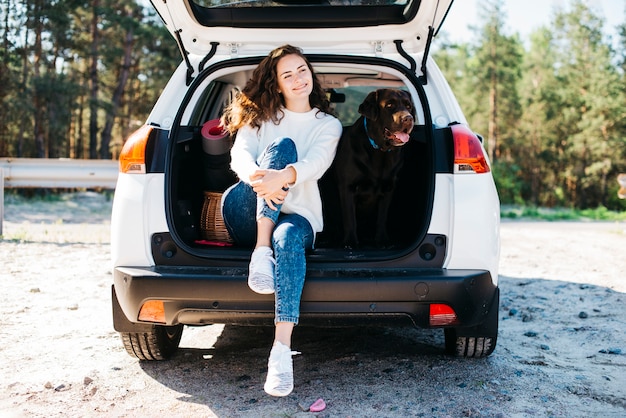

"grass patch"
[501, 205, 626, 221]
[4, 189, 113, 204]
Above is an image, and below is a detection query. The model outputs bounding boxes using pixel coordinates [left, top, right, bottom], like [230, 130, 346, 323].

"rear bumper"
[112, 266, 498, 331]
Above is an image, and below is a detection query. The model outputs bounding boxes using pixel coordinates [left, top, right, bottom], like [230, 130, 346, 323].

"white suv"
[111, 0, 501, 360]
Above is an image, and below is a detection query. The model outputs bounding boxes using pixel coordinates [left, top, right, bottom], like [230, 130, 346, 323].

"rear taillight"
[119, 125, 152, 174]
[450, 124, 490, 174]
[429, 303, 459, 326]
[138, 300, 166, 323]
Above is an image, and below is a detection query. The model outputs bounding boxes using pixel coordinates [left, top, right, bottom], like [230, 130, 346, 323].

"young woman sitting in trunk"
[220, 44, 342, 397]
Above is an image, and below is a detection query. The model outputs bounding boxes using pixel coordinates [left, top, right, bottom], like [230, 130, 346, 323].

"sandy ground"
[0, 192, 625, 417]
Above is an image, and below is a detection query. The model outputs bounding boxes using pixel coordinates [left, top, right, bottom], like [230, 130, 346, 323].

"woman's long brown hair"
[221, 45, 332, 134]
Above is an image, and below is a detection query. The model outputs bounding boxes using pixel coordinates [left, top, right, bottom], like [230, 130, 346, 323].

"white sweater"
[230, 107, 342, 233]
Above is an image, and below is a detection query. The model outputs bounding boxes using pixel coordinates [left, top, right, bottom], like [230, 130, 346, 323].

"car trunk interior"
[166, 62, 434, 258]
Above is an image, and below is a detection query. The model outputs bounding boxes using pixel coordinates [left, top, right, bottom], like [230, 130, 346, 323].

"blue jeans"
[222, 137, 314, 324]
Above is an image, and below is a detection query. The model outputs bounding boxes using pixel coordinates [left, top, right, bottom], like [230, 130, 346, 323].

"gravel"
[0, 192, 624, 417]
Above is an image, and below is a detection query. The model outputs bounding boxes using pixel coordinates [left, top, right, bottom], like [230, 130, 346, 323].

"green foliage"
[1, 0, 625, 211]
[436, 0, 626, 210]
[501, 205, 626, 221]
[0, 0, 179, 159]
[606, 181, 626, 212]
[492, 160, 525, 205]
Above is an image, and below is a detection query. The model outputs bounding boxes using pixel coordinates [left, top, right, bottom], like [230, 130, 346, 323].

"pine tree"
[456, 0, 523, 164]
[549, 0, 624, 208]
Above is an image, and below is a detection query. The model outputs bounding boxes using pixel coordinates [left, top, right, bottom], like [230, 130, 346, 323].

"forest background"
[0, 0, 625, 210]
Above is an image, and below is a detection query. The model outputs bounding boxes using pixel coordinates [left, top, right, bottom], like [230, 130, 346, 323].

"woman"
[220, 45, 342, 397]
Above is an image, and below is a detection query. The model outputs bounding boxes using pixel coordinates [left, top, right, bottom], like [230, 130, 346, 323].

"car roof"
[151, 0, 454, 58]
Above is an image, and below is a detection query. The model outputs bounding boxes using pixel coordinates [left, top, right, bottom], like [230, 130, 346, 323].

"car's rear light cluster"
[119, 125, 152, 174]
[138, 300, 166, 323]
[429, 303, 459, 326]
[450, 124, 490, 174]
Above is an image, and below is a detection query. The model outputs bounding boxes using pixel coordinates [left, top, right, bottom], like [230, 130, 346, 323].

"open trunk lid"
[150, 0, 454, 59]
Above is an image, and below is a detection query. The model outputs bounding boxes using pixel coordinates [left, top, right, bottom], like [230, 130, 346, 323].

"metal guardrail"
[0, 158, 119, 235]
[1, 159, 623, 236]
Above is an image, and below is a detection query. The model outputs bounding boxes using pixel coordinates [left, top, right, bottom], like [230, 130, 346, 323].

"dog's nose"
[401, 114, 414, 124]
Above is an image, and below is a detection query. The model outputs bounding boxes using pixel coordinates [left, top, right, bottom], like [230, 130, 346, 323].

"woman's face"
[275, 54, 313, 109]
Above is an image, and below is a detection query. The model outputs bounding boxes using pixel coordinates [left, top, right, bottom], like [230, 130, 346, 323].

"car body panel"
[422, 59, 468, 127]
[111, 173, 168, 267]
[146, 63, 196, 129]
[445, 173, 500, 283]
[151, 0, 454, 58]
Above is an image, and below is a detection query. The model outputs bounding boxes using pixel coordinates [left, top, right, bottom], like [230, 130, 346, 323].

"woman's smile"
[277, 54, 313, 111]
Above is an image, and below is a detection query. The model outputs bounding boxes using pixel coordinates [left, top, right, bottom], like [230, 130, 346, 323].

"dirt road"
[0, 193, 624, 417]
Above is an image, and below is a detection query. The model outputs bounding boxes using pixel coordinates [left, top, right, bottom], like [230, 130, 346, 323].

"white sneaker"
[264, 342, 300, 397]
[248, 246, 275, 294]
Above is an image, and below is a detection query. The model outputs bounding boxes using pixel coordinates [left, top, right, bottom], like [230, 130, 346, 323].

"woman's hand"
[250, 169, 291, 210]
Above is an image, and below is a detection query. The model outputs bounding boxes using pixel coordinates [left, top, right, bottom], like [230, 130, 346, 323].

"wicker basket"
[200, 191, 233, 243]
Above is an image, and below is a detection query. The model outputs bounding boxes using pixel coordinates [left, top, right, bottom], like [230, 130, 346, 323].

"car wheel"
[120, 324, 184, 361]
[444, 289, 499, 358]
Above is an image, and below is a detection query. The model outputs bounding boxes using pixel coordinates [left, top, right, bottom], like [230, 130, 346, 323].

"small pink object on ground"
[309, 398, 326, 412]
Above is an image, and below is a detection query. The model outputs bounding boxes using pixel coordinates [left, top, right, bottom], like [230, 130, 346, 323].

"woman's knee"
[222, 182, 257, 246]
[273, 216, 313, 250]
[273, 137, 296, 152]
[270, 137, 297, 162]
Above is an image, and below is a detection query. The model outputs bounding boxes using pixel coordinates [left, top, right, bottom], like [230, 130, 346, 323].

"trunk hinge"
[226, 43, 241, 58]
[418, 26, 435, 85]
[371, 41, 385, 57]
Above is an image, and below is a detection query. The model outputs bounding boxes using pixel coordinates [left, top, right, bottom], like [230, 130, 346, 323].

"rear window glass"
[330, 86, 412, 126]
[188, 0, 418, 28]
[194, 0, 410, 7]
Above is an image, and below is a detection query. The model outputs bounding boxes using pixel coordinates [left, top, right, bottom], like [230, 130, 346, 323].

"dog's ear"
[358, 90, 380, 121]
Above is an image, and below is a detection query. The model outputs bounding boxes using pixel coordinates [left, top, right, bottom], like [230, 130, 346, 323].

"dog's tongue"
[392, 131, 410, 143]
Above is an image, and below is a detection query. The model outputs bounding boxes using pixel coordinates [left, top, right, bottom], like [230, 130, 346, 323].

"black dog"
[330, 88, 415, 248]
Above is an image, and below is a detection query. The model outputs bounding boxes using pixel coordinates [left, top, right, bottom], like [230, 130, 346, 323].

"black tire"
[120, 324, 184, 361]
[444, 289, 499, 358]
[444, 332, 497, 358]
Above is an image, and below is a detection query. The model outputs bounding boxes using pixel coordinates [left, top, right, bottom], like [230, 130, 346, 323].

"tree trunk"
[47, 45, 59, 158]
[76, 89, 85, 158]
[487, 24, 498, 163]
[0, 0, 10, 156]
[17, 9, 29, 158]
[100, 16, 134, 160]
[32, 0, 45, 158]
[89, 0, 100, 159]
